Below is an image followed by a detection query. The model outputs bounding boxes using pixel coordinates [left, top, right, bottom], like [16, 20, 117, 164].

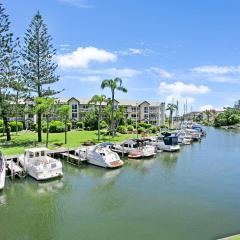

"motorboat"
[112, 139, 156, 158]
[185, 129, 201, 141]
[145, 133, 180, 152]
[75, 144, 124, 168]
[192, 125, 206, 136]
[0, 152, 6, 190]
[176, 130, 192, 145]
[19, 147, 63, 181]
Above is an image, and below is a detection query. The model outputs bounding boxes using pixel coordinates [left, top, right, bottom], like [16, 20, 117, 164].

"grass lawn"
[0, 130, 141, 156]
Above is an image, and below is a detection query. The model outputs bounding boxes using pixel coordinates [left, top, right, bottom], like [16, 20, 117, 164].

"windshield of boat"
[0, 155, 3, 172]
[163, 136, 178, 146]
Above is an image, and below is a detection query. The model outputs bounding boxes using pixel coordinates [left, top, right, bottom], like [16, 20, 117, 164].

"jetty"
[218, 235, 240, 240]
[5, 155, 25, 179]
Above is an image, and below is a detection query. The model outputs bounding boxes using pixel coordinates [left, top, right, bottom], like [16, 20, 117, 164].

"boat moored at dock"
[0, 152, 6, 190]
[75, 144, 124, 168]
[19, 148, 63, 181]
[112, 139, 156, 158]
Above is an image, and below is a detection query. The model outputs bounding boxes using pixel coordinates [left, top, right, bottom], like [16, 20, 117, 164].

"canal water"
[0, 127, 240, 240]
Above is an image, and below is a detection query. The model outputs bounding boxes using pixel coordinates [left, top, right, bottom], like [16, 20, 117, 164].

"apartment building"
[9, 97, 165, 127]
[67, 98, 165, 126]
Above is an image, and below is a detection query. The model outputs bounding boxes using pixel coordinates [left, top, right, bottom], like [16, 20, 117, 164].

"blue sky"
[2, 0, 240, 112]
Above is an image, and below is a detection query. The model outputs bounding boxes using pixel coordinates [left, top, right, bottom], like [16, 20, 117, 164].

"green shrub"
[9, 121, 23, 132]
[0, 120, 3, 127]
[0, 127, 3, 133]
[100, 120, 108, 129]
[117, 125, 127, 134]
[77, 121, 84, 129]
[138, 127, 145, 133]
[127, 125, 134, 131]
[150, 126, 157, 133]
[67, 122, 72, 131]
[49, 121, 65, 133]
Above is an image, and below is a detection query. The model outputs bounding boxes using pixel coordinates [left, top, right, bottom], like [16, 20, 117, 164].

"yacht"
[185, 129, 201, 141]
[0, 152, 6, 190]
[75, 144, 124, 168]
[145, 134, 180, 152]
[112, 139, 156, 158]
[19, 148, 63, 181]
[176, 130, 192, 145]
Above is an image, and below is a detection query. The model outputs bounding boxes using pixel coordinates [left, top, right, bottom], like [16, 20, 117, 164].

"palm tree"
[88, 94, 107, 141]
[101, 78, 127, 136]
[166, 103, 177, 129]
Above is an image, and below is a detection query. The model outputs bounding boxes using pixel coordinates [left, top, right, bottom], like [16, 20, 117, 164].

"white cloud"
[118, 48, 151, 56]
[56, 47, 117, 69]
[199, 105, 214, 111]
[86, 68, 141, 78]
[63, 75, 101, 83]
[57, 0, 92, 8]
[147, 67, 173, 78]
[159, 81, 210, 95]
[166, 95, 195, 105]
[191, 65, 240, 75]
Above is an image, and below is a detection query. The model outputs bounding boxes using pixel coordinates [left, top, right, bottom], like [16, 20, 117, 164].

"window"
[144, 114, 149, 118]
[72, 104, 78, 119]
[35, 152, 40, 157]
[29, 152, 34, 158]
[144, 107, 149, 113]
[41, 151, 45, 156]
[132, 107, 136, 111]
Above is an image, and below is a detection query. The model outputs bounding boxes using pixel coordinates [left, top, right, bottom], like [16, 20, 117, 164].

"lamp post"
[136, 102, 138, 139]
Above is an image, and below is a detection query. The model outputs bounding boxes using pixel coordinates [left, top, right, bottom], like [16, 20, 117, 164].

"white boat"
[0, 152, 6, 190]
[75, 144, 124, 168]
[19, 147, 63, 181]
[145, 134, 180, 152]
[112, 139, 156, 158]
[176, 130, 192, 145]
[185, 129, 201, 141]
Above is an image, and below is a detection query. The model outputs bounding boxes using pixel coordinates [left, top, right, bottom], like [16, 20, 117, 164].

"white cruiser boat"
[176, 130, 192, 145]
[75, 144, 124, 168]
[145, 134, 180, 152]
[185, 129, 201, 141]
[112, 139, 156, 158]
[19, 148, 63, 181]
[0, 152, 6, 190]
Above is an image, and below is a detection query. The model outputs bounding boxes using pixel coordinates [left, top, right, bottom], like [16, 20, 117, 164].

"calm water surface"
[1, 127, 240, 240]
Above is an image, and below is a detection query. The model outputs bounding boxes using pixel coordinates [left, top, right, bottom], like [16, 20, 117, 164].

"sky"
[2, 0, 240, 112]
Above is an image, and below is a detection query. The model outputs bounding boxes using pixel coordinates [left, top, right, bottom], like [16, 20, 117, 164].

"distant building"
[234, 100, 240, 109]
[8, 97, 166, 127]
[67, 98, 165, 126]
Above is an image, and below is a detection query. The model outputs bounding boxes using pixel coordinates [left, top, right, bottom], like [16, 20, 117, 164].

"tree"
[35, 97, 54, 147]
[88, 95, 107, 142]
[0, 3, 19, 141]
[101, 78, 127, 136]
[11, 72, 29, 135]
[57, 105, 70, 144]
[203, 110, 212, 126]
[166, 103, 177, 129]
[21, 11, 60, 142]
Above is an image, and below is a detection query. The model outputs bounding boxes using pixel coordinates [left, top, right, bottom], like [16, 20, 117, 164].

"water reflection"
[37, 180, 64, 194]
[126, 158, 156, 175]
[157, 152, 179, 178]
[0, 193, 7, 207]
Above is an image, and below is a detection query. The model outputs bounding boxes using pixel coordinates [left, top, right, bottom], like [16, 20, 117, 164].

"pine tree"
[21, 11, 60, 142]
[0, 3, 19, 141]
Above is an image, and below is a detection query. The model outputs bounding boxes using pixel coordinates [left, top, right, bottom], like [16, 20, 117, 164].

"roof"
[25, 147, 49, 152]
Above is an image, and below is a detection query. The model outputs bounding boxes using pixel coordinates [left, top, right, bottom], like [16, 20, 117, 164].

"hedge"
[9, 121, 24, 132]
[117, 125, 127, 134]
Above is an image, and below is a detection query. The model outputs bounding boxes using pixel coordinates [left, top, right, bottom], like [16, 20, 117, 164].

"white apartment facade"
[9, 97, 165, 127]
[67, 98, 165, 126]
